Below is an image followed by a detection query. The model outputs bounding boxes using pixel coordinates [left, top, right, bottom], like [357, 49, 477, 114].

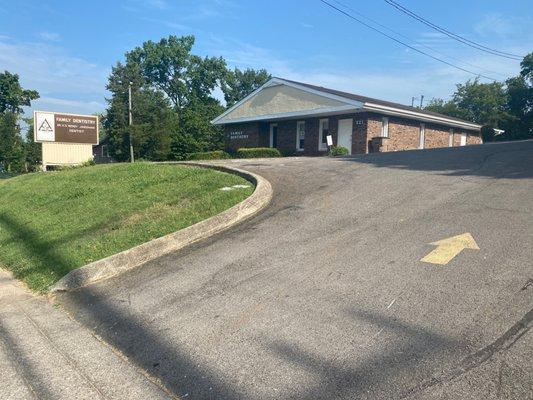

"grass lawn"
[0, 163, 254, 292]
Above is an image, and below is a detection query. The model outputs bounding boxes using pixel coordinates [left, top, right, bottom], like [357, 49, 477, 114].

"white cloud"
[0, 37, 109, 115]
[300, 22, 315, 29]
[474, 13, 517, 37]
[39, 31, 61, 42]
[208, 37, 528, 106]
[138, 16, 189, 30]
[34, 97, 106, 114]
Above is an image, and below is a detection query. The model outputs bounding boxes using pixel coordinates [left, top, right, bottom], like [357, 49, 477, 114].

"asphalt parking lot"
[58, 140, 533, 399]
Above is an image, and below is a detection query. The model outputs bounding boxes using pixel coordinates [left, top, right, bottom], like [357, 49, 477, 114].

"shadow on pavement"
[59, 287, 245, 399]
[337, 140, 533, 180]
[59, 284, 467, 399]
[262, 307, 466, 399]
[0, 320, 56, 399]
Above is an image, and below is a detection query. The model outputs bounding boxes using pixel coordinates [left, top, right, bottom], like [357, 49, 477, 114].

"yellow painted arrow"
[421, 233, 479, 265]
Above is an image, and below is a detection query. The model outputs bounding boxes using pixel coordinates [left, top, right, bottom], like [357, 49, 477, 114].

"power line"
[383, 0, 524, 60]
[319, 0, 500, 81]
[332, 0, 508, 78]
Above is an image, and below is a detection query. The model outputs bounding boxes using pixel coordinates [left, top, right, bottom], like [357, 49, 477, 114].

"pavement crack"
[401, 306, 533, 398]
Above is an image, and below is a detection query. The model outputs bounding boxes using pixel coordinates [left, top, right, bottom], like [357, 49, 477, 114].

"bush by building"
[329, 146, 349, 156]
[235, 147, 281, 158]
[186, 150, 231, 160]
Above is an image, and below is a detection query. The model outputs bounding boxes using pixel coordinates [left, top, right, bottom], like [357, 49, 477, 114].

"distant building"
[212, 77, 482, 155]
[92, 137, 115, 164]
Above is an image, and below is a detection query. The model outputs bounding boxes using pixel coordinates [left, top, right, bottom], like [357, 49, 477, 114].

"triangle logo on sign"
[38, 119, 53, 132]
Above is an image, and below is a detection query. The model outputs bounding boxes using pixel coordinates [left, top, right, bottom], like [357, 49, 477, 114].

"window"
[381, 117, 389, 138]
[319, 118, 329, 151]
[449, 129, 454, 147]
[419, 123, 425, 149]
[296, 121, 305, 151]
[269, 123, 278, 148]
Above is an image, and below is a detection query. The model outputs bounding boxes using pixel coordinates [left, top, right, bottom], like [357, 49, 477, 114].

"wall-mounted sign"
[229, 131, 249, 140]
[326, 135, 333, 146]
[34, 111, 99, 145]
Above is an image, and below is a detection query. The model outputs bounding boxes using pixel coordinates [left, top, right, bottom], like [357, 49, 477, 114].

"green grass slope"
[0, 163, 254, 292]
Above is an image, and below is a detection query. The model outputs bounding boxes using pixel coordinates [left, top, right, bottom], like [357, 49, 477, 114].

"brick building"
[212, 78, 482, 155]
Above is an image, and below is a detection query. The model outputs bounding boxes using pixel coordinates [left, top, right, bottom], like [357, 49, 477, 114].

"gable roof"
[212, 77, 481, 131]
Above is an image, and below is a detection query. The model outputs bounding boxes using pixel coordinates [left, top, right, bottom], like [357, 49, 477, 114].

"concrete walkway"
[0, 269, 173, 400]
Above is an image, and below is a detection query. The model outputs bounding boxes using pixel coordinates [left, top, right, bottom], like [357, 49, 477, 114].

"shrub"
[186, 150, 231, 160]
[235, 147, 281, 158]
[481, 125, 495, 143]
[329, 146, 349, 156]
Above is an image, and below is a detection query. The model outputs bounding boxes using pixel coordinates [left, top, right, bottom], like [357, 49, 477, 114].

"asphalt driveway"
[58, 140, 533, 399]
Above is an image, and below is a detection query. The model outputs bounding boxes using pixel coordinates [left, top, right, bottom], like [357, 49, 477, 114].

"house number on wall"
[229, 131, 249, 140]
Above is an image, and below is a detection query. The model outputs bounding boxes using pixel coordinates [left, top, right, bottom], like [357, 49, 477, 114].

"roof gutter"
[363, 102, 481, 131]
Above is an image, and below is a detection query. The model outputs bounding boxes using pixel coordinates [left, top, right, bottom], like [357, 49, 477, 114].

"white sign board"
[35, 112, 56, 142]
[326, 135, 333, 146]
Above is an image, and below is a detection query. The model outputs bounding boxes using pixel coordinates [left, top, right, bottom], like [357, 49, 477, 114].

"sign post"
[33, 111, 99, 170]
[326, 134, 333, 153]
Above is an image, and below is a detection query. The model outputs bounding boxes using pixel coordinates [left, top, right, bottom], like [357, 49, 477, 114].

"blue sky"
[1, 0, 531, 115]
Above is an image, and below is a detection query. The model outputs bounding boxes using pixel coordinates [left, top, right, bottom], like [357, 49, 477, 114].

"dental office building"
[212, 77, 482, 155]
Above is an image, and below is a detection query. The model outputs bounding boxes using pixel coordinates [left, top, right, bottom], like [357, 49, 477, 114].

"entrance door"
[460, 132, 467, 146]
[337, 119, 353, 155]
[269, 123, 278, 148]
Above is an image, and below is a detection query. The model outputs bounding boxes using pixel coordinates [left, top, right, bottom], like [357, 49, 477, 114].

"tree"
[424, 98, 469, 121]
[24, 118, 41, 171]
[126, 35, 226, 109]
[0, 112, 25, 172]
[425, 79, 510, 139]
[104, 62, 178, 161]
[222, 68, 271, 107]
[0, 71, 39, 114]
[169, 98, 225, 160]
[0, 71, 39, 172]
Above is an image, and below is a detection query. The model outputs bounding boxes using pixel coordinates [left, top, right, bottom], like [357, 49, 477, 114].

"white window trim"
[319, 118, 329, 151]
[296, 120, 305, 151]
[381, 116, 389, 138]
[419, 123, 425, 149]
[269, 123, 277, 148]
[449, 129, 454, 147]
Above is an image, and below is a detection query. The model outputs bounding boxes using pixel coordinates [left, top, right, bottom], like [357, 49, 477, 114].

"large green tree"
[0, 71, 39, 114]
[222, 67, 271, 107]
[425, 79, 509, 128]
[126, 35, 226, 109]
[104, 62, 178, 161]
[0, 72, 39, 172]
[0, 112, 25, 172]
[104, 35, 272, 160]
[23, 118, 41, 171]
[425, 52, 533, 142]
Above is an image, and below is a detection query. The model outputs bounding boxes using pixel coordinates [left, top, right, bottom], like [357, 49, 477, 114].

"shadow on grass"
[336, 140, 533, 180]
[0, 213, 71, 285]
[0, 213, 117, 288]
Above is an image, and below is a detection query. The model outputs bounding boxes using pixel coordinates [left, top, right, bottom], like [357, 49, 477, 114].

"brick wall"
[387, 116, 420, 151]
[467, 133, 482, 145]
[224, 122, 261, 151]
[223, 114, 481, 154]
[424, 124, 451, 148]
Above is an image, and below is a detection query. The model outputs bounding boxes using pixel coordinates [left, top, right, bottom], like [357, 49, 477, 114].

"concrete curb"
[50, 163, 272, 293]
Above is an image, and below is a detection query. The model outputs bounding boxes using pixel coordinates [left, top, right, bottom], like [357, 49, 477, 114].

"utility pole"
[419, 94, 424, 109]
[128, 81, 135, 163]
